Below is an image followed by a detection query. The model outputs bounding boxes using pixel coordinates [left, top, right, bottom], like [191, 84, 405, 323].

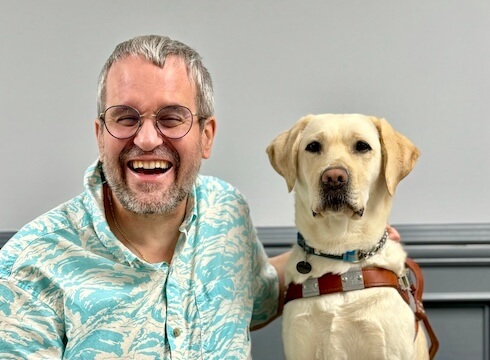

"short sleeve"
[0, 279, 65, 358]
[249, 225, 280, 328]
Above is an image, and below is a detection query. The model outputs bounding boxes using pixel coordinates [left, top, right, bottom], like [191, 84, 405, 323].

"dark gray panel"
[251, 319, 284, 360]
[0, 231, 15, 248]
[257, 223, 490, 246]
[423, 305, 489, 360]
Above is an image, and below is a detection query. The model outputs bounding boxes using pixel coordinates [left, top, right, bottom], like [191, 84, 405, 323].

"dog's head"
[266, 114, 419, 220]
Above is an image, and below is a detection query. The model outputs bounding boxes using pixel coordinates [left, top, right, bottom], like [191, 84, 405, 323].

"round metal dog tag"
[296, 261, 312, 274]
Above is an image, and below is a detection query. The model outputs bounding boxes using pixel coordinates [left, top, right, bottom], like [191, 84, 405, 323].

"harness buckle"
[398, 270, 411, 291]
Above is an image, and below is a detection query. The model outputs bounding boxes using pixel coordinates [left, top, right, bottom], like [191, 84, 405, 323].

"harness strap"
[285, 268, 402, 304]
[284, 260, 439, 360]
[405, 258, 439, 360]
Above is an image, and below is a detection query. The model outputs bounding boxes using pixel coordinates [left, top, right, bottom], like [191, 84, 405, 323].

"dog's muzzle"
[317, 166, 363, 216]
[320, 167, 349, 210]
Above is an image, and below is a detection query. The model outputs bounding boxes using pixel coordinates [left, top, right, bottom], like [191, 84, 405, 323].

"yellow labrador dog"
[267, 114, 430, 360]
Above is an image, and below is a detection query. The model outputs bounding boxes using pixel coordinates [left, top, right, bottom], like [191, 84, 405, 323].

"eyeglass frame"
[98, 104, 202, 140]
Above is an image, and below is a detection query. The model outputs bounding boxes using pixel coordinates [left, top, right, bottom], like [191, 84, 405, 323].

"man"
[0, 35, 287, 359]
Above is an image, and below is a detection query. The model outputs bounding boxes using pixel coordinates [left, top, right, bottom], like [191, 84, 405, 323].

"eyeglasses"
[99, 105, 199, 140]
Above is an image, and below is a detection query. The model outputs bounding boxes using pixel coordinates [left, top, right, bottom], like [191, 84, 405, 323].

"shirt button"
[173, 328, 182, 337]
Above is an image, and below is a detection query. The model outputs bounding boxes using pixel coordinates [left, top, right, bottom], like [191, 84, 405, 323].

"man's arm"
[0, 280, 64, 358]
[251, 250, 291, 331]
[269, 250, 291, 313]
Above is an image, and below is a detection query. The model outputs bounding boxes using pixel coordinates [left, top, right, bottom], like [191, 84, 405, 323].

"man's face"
[95, 55, 215, 215]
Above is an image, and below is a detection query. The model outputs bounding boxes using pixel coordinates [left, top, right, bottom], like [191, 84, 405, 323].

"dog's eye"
[305, 141, 321, 153]
[355, 141, 372, 153]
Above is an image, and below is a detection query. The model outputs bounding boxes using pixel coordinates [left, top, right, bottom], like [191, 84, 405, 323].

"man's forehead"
[107, 55, 186, 78]
[105, 55, 194, 93]
[101, 55, 197, 114]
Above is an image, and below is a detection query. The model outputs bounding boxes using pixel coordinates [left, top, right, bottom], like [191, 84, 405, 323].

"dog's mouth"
[312, 205, 364, 219]
[313, 190, 364, 219]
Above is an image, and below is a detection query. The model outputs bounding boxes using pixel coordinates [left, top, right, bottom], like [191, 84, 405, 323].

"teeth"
[130, 160, 170, 170]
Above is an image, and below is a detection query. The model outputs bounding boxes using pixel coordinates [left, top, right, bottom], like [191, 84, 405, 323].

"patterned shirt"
[0, 161, 279, 359]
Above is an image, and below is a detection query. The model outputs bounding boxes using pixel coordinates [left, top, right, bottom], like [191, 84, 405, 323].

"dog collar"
[296, 229, 388, 263]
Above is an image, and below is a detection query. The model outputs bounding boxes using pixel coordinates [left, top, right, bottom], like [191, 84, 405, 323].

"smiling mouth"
[128, 160, 172, 175]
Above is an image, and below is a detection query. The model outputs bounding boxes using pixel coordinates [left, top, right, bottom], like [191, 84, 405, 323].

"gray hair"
[96, 35, 214, 123]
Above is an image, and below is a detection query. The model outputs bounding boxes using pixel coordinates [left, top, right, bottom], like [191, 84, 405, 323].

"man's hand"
[386, 224, 401, 242]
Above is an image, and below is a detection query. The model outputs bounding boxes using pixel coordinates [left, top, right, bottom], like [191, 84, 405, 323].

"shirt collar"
[179, 178, 198, 231]
[83, 160, 198, 267]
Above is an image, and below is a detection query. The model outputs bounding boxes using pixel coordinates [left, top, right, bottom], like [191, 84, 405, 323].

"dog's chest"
[282, 287, 415, 359]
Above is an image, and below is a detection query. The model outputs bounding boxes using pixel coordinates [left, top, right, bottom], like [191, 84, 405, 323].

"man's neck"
[104, 187, 187, 263]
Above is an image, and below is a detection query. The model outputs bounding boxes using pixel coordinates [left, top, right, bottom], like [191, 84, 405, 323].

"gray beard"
[100, 144, 201, 215]
[108, 174, 190, 215]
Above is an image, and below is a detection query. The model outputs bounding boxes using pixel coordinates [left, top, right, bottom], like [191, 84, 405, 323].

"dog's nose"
[322, 167, 349, 189]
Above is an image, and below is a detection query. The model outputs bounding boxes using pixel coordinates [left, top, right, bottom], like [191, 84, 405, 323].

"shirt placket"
[165, 228, 194, 358]
[165, 267, 186, 356]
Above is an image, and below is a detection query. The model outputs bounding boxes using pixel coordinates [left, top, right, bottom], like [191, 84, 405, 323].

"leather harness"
[284, 258, 439, 359]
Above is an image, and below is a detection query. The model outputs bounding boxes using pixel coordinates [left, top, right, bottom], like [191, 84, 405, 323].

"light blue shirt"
[0, 161, 279, 359]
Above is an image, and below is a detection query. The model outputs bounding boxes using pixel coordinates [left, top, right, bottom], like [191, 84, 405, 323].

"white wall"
[1, 1, 489, 230]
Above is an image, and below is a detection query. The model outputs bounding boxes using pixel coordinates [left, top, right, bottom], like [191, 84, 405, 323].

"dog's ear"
[371, 117, 420, 196]
[266, 116, 311, 192]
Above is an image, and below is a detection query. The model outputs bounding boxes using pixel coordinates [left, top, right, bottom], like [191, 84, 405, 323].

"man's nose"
[132, 118, 164, 151]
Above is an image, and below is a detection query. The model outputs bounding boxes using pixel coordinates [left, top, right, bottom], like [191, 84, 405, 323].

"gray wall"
[1, 1, 489, 231]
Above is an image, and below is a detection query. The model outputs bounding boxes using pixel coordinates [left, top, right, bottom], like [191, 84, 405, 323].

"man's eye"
[116, 117, 139, 127]
[305, 141, 321, 153]
[157, 117, 184, 128]
[355, 141, 372, 153]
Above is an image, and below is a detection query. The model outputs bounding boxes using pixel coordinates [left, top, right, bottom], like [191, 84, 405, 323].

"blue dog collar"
[296, 230, 388, 263]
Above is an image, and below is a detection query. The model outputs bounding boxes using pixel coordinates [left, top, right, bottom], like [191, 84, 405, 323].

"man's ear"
[201, 117, 216, 159]
[95, 119, 104, 155]
[371, 117, 420, 196]
[266, 116, 312, 192]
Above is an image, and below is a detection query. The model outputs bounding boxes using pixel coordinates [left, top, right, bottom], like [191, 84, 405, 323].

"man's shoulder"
[194, 175, 249, 210]
[0, 193, 92, 274]
[22, 192, 89, 233]
[196, 175, 243, 197]
[196, 174, 233, 188]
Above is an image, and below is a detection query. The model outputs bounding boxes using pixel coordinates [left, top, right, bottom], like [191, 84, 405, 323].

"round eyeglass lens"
[155, 105, 193, 139]
[104, 106, 140, 139]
